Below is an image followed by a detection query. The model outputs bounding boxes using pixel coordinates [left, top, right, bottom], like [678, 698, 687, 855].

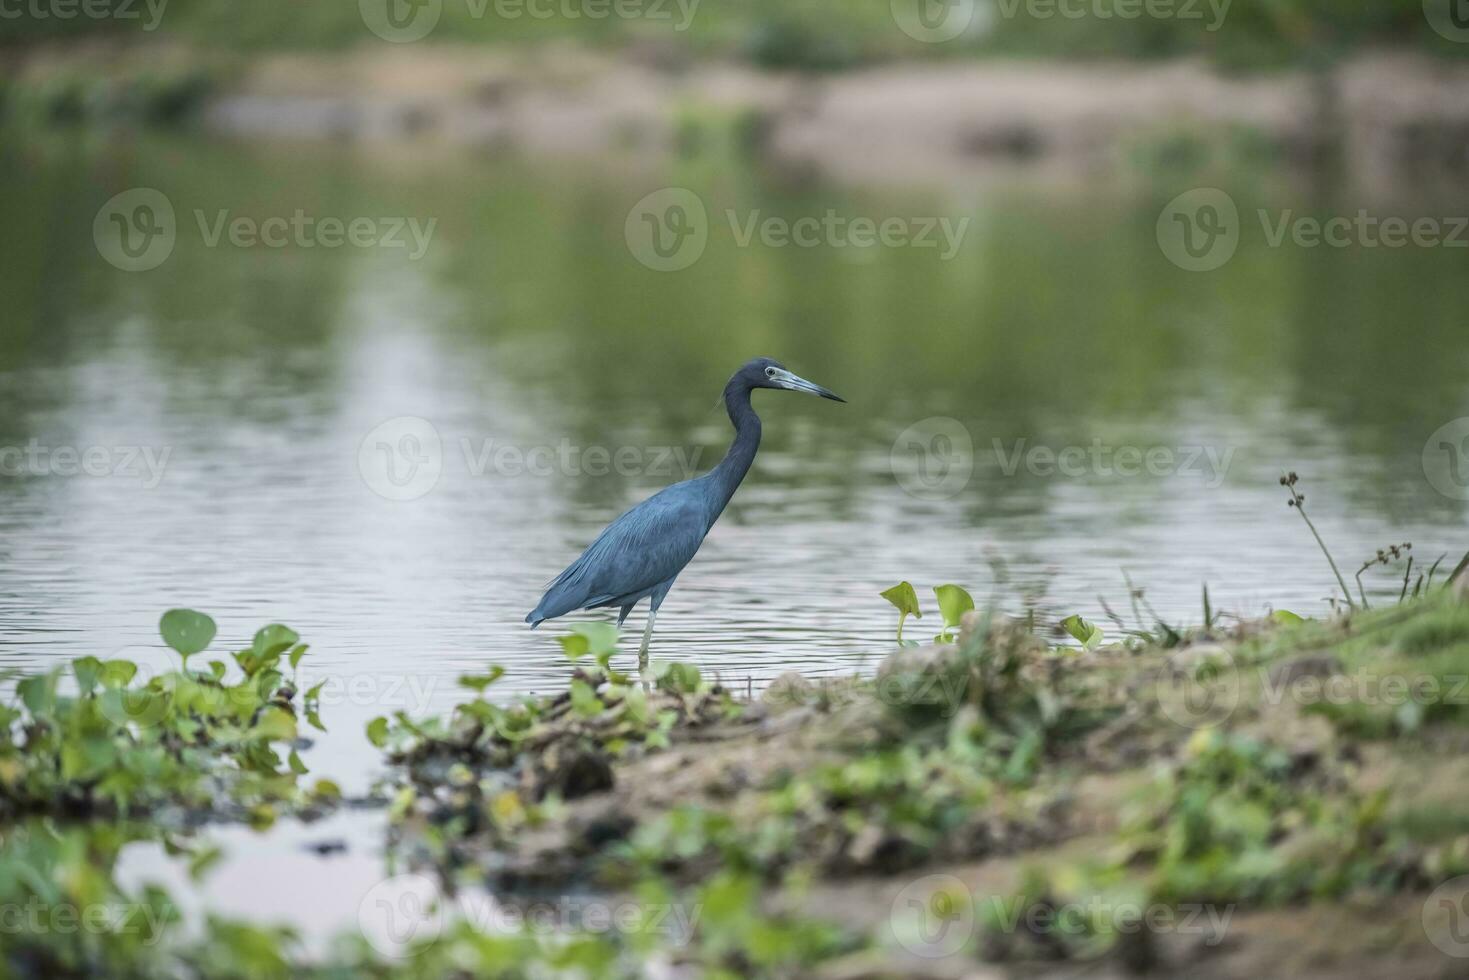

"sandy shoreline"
[9, 43, 1469, 188]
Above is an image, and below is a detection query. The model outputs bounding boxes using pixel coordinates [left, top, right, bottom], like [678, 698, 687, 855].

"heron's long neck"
[705, 381, 761, 519]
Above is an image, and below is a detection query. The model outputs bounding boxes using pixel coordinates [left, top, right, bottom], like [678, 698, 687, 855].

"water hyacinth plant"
[0, 610, 335, 824]
[881, 581, 1105, 651]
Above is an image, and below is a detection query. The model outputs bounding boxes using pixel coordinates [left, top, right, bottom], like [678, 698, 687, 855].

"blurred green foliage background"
[1, 0, 1460, 70]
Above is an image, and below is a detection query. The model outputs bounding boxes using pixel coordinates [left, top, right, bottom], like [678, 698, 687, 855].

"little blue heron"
[526, 357, 844, 668]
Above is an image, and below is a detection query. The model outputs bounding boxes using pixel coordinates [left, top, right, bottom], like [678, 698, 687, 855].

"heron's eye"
[765, 367, 776, 378]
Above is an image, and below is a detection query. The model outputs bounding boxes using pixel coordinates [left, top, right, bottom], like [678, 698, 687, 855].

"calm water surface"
[2, 134, 1468, 930]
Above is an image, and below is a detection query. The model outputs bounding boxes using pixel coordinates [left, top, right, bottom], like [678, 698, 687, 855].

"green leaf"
[366, 716, 390, 748]
[623, 684, 650, 724]
[570, 680, 603, 718]
[656, 661, 702, 695]
[559, 622, 620, 662]
[252, 706, 298, 742]
[99, 660, 138, 689]
[287, 644, 309, 670]
[312, 778, 342, 801]
[253, 624, 300, 659]
[1271, 609, 1305, 626]
[934, 584, 975, 638]
[1060, 614, 1103, 649]
[17, 673, 57, 717]
[188, 845, 224, 882]
[306, 709, 327, 733]
[234, 648, 280, 680]
[458, 665, 506, 692]
[288, 749, 309, 775]
[61, 737, 117, 780]
[558, 634, 590, 662]
[882, 581, 924, 644]
[72, 656, 103, 695]
[572, 622, 620, 656]
[160, 609, 216, 659]
[880, 582, 922, 619]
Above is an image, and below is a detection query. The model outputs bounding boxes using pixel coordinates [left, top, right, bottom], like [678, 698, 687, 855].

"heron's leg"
[637, 608, 657, 674]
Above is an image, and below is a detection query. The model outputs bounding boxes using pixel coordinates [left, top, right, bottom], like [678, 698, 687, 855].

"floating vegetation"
[0, 610, 336, 826]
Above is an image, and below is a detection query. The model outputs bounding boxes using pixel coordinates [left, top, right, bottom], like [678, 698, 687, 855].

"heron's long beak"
[773, 368, 846, 403]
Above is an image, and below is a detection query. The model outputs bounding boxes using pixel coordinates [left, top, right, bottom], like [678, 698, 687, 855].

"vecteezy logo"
[890, 417, 974, 500]
[1424, 0, 1469, 42]
[891, 0, 978, 43]
[624, 188, 708, 272]
[1423, 417, 1469, 501]
[93, 188, 176, 272]
[358, 417, 443, 501]
[1423, 876, 1469, 957]
[360, 0, 442, 42]
[1156, 188, 1240, 272]
[889, 874, 975, 958]
[357, 873, 444, 956]
[1154, 647, 1241, 730]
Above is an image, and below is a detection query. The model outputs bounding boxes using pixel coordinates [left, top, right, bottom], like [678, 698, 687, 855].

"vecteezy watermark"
[993, 438, 1234, 488]
[762, 669, 972, 718]
[624, 188, 709, 272]
[1423, 875, 1469, 958]
[1423, 417, 1469, 502]
[1156, 188, 1240, 272]
[0, 441, 170, 488]
[359, 417, 443, 503]
[888, 417, 1235, 501]
[993, 0, 1230, 30]
[891, 0, 982, 43]
[1262, 670, 1469, 712]
[94, 188, 177, 272]
[727, 210, 969, 259]
[357, 416, 705, 502]
[1424, 0, 1469, 43]
[359, 0, 699, 43]
[1152, 645, 1469, 732]
[1158, 187, 1469, 272]
[887, 873, 1232, 959]
[94, 189, 436, 272]
[0, 899, 173, 946]
[892, 0, 1228, 43]
[193, 210, 436, 259]
[890, 417, 975, 501]
[357, 874, 701, 956]
[624, 187, 970, 272]
[95, 657, 443, 730]
[889, 874, 976, 958]
[0, 0, 168, 31]
[358, 874, 443, 956]
[1153, 646, 1243, 730]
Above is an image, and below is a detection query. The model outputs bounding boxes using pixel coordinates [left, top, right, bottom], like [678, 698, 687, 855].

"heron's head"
[737, 357, 845, 402]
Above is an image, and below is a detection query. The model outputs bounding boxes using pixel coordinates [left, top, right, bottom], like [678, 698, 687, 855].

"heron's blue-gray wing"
[527, 486, 708, 624]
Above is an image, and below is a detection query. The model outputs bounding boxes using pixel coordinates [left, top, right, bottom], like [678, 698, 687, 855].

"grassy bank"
[6, 567, 1469, 977]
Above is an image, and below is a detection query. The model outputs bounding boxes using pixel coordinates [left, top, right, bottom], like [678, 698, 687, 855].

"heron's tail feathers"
[526, 577, 594, 628]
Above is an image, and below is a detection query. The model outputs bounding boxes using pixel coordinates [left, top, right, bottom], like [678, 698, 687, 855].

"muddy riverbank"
[368, 577, 1469, 978]
[8, 42, 1469, 189]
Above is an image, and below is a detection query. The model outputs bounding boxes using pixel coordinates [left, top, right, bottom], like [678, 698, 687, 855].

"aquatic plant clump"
[0, 610, 337, 825]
